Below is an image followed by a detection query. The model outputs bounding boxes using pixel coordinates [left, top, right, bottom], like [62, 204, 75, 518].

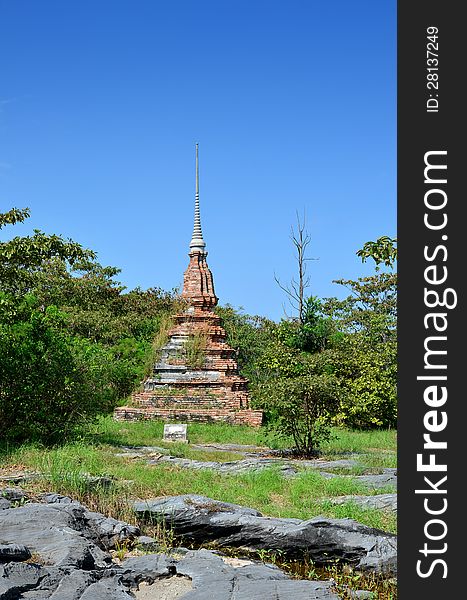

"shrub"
[0, 303, 118, 443]
[257, 373, 342, 455]
[335, 346, 397, 429]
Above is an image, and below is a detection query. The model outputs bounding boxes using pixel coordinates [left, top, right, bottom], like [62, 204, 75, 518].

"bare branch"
[275, 211, 317, 323]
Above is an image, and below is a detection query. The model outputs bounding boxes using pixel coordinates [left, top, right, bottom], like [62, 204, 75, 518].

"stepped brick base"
[113, 406, 263, 427]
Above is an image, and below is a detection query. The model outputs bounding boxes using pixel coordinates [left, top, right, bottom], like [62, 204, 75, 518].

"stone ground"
[134, 494, 397, 574]
[0, 492, 347, 599]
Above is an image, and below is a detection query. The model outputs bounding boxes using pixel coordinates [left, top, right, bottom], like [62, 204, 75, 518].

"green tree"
[0, 300, 116, 442]
[256, 358, 342, 455]
[0, 207, 95, 296]
[356, 235, 397, 270]
[323, 237, 397, 428]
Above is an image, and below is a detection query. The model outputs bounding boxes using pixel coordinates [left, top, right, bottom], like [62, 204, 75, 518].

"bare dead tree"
[274, 212, 317, 324]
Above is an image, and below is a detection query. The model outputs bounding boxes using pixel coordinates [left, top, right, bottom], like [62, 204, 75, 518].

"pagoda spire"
[189, 143, 206, 253]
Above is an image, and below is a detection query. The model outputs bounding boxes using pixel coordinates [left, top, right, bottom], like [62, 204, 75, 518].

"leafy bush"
[0, 302, 117, 443]
[334, 341, 397, 429]
[256, 371, 342, 455]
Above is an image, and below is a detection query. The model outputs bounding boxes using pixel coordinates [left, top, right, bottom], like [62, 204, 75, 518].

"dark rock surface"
[354, 469, 397, 490]
[147, 455, 300, 477]
[0, 544, 31, 562]
[120, 550, 340, 600]
[0, 472, 41, 484]
[0, 499, 11, 511]
[134, 495, 397, 575]
[330, 493, 397, 512]
[0, 491, 365, 599]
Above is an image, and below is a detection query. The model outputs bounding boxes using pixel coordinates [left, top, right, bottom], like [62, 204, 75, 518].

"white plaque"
[163, 423, 188, 443]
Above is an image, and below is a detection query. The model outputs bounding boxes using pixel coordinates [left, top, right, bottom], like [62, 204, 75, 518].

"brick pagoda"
[114, 145, 263, 427]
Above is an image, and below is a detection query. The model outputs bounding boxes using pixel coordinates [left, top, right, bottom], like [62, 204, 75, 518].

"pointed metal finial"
[190, 143, 206, 252]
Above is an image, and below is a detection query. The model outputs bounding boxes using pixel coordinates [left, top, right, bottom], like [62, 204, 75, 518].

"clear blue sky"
[0, 0, 396, 321]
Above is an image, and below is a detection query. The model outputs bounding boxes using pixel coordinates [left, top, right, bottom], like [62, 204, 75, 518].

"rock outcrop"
[0, 491, 357, 599]
[134, 495, 397, 575]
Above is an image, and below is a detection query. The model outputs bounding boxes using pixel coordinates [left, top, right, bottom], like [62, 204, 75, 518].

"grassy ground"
[87, 416, 270, 447]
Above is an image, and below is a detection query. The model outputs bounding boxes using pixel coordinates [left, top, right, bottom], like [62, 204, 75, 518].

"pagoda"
[114, 145, 263, 427]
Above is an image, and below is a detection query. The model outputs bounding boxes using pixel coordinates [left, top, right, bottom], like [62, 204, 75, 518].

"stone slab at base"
[114, 406, 263, 427]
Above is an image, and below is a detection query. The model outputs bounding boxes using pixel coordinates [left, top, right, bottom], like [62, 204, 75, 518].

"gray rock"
[145, 453, 302, 477]
[135, 494, 262, 518]
[0, 562, 46, 598]
[0, 499, 11, 511]
[176, 549, 339, 600]
[85, 511, 140, 549]
[48, 570, 96, 600]
[42, 493, 76, 504]
[19, 567, 91, 599]
[0, 492, 395, 598]
[118, 446, 396, 486]
[0, 503, 111, 569]
[135, 535, 161, 551]
[79, 576, 135, 599]
[191, 443, 268, 454]
[134, 495, 397, 575]
[0, 472, 41, 484]
[0, 544, 31, 562]
[354, 469, 397, 490]
[291, 458, 360, 470]
[330, 494, 397, 512]
[119, 553, 178, 586]
[121, 549, 340, 600]
[82, 474, 115, 490]
[40, 494, 140, 549]
[349, 591, 374, 599]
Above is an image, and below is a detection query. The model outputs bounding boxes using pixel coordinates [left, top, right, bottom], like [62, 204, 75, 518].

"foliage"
[325, 335, 397, 429]
[2, 417, 397, 534]
[0, 208, 95, 296]
[275, 296, 335, 353]
[257, 234, 397, 435]
[0, 207, 31, 229]
[323, 237, 397, 429]
[0, 299, 117, 442]
[29, 257, 175, 344]
[215, 305, 274, 385]
[184, 327, 209, 369]
[356, 235, 397, 270]
[256, 373, 341, 455]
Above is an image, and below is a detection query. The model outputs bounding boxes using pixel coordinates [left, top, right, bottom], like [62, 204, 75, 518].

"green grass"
[88, 415, 268, 447]
[320, 427, 397, 455]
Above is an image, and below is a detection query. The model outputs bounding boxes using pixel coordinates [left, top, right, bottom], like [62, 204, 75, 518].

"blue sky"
[0, 0, 396, 321]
